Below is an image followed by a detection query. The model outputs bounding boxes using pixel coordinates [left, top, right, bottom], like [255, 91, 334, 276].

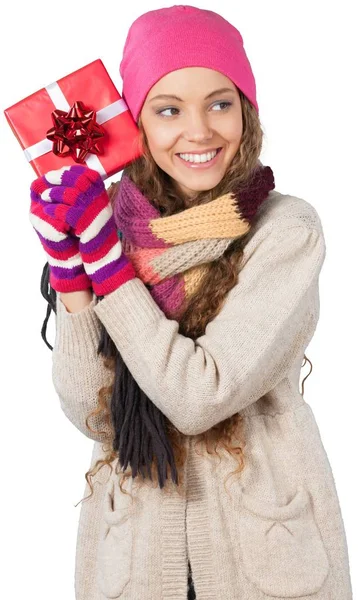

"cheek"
[223, 121, 243, 144]
[147, 126, 177, 155]
[218, 109, 243, 143]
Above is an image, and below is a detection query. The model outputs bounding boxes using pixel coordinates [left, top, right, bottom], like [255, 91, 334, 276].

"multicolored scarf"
[99, 163, 275, 487]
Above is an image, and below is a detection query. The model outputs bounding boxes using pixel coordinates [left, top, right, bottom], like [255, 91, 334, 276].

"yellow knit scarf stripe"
[149, 193, 250, 244]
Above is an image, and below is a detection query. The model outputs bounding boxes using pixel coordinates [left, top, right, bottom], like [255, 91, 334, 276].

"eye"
[156, 107, 180, 117]
[211, 101, 232, 112]
[156, 101, 232, 118]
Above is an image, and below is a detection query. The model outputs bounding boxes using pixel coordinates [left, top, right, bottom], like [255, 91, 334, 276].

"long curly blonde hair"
[77, 88, 308, 505]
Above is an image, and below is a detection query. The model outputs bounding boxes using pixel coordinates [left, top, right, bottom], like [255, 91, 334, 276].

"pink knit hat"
[119, 5, 259, 123]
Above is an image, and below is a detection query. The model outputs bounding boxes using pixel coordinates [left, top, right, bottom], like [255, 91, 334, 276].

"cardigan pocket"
[236, 485, 330, 597]
[96, 476, 133, 598]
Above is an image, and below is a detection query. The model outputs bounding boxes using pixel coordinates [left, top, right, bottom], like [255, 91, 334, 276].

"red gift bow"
[46, 100, 105, 163]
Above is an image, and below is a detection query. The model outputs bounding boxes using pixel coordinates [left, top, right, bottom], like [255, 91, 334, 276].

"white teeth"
[179, 149, 218, 163]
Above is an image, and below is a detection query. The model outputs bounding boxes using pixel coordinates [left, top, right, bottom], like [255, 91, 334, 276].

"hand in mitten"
[30, 175, 92, 293]
[35, 165, 136, 296]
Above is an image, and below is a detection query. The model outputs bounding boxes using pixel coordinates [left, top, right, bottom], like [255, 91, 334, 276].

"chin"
[182, 174, 224, 192]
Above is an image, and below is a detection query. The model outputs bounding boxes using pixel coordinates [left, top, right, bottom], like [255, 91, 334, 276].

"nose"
[182, 111, 214, 144]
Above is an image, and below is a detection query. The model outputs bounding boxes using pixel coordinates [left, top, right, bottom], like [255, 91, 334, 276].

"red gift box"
[4, 59, 143, 180]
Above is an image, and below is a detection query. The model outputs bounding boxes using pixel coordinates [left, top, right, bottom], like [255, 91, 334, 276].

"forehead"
[145, 67, 236, 101]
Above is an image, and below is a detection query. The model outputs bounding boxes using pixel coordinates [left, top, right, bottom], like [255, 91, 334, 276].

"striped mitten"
[37, 165, 136, 297]
[30, 177, 92, 293]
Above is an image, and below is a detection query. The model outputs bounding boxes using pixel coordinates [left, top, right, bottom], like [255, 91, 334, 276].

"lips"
[176, 147, 223, 169]
[176, 147, 222, 156]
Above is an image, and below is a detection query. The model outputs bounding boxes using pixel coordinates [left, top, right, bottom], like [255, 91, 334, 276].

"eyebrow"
[149, 87, 236, 103]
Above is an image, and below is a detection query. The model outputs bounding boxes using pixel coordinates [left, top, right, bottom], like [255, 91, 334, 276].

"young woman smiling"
[29, 5, 353, 600]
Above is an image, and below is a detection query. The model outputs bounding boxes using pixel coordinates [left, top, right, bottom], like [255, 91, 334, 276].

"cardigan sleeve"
[92, 216, 326, 436]
[51, 292, 114, 441]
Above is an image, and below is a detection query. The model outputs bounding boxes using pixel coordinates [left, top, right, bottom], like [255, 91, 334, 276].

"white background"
[1, 1, 357, 598]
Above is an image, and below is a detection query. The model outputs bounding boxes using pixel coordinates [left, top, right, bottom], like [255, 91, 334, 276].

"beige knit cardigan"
[52, 188, 353, 600]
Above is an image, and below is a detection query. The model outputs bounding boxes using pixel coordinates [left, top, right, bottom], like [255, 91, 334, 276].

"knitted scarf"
[97, 163, 275, 488]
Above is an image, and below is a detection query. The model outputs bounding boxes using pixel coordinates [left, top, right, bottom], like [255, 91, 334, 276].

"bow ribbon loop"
[46, 100, 105, 163]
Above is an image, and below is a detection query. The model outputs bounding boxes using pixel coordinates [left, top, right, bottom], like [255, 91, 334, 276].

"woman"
[29, 5, 353, 600]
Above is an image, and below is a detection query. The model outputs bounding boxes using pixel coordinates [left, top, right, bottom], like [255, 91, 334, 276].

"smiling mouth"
[175, 147, 224, 169]
[175, 147, 222, 156]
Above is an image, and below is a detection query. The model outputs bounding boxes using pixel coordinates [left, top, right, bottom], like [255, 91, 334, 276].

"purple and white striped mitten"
[36, 165, 136, 297]
[30, 175, 92, 293]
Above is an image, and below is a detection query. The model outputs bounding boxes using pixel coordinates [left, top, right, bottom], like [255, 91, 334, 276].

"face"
[140, 67, 243, 201]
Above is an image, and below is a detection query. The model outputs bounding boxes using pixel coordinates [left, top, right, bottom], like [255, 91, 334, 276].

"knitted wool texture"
[111, 165, 275, 319]
[95, 163, 275, 489]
